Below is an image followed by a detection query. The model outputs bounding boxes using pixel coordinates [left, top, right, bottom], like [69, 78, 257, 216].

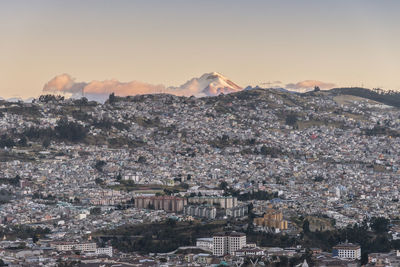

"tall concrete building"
[188, 196, 237, 209]
[213, 231, 246, 256]
[134, 195, 187, 213]
[183, 205, 217, 219]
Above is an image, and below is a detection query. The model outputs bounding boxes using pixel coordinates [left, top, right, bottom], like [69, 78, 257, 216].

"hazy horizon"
[1, 0, 400, 98]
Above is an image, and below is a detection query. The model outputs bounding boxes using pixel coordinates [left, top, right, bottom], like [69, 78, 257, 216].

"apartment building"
[134, 195, 187, 212]
[188, 196, 238, 209]
[52, 242, 97, 252]
[213, 231, 246, 256]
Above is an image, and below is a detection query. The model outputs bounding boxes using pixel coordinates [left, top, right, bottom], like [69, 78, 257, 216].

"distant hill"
[310, 87, 400, 108]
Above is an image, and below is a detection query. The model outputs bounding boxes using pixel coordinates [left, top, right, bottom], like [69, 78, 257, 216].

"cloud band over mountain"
[42, 72, 242, 100]
[43, 74, 165, 97]
[285, 80, 336, 91]
[43, 73, 336, 101]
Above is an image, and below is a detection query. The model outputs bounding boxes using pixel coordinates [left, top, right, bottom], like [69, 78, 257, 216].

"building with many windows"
[184, 205, 216, 219]
[332, 243, 361, 260]
[188, 196, 237, 209]
[213, 231, 246, 256]
[134, 195, 187, 212]
[52, 242, 97, 252]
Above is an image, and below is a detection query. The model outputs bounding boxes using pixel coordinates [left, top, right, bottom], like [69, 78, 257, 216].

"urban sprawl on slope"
[0, 89, 399, 266]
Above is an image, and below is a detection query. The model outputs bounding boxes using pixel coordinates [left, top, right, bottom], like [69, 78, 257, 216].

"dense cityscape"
[0, 87, 399, 266]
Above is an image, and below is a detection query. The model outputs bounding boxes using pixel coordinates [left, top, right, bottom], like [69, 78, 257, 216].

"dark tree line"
[0, 134, 15, 148]
[23, 117, 87, 143]
[297, 217, 396, 265]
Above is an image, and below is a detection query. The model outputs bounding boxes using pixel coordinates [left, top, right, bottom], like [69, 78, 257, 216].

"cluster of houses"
[0, 89, 399, 265]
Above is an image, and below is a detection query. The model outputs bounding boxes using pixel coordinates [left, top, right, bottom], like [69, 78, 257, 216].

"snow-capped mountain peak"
[169, 72, 242, 97]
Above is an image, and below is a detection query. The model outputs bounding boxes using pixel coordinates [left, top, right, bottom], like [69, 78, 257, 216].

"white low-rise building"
[196, 238, 213, 251]
[333, 243, 361, 260]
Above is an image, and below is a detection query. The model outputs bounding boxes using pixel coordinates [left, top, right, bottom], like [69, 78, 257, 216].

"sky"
[0, 0, 400, 98]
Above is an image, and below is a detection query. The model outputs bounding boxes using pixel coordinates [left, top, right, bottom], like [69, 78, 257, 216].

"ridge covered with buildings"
[0, 88, 399, 266]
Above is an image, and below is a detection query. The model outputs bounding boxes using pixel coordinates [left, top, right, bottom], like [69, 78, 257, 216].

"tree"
[95, 178, 104, 185]
[10, 175, 20, 187]
[370, 217, 390, 233]
[219, 181, 228, 191]
[55, 118, 87, 142]
[42, 138, 51, 148]
[314, 176, 324, 182]
[94, 160, 106, 172]
[278, 256, 289, 267]
[137, 156, 147, 164]
[285, 114, 298, 126]
[108, 93, 116, 104]
[90, 207, 102, 215]
[166, 218, 176, 227]
[32, 234, 39, 243]
[116, 172, 122, 181]
[0, 135, 15, 148]
[18, 136, 27, 147]
[260, 145, 281, 158]
[302, 219, 310, 233]
[248, 202, 254, 213]
[314, 86, 321, 92]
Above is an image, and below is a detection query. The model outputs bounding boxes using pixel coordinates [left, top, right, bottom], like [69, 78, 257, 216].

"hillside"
[318, 87, 400, 108]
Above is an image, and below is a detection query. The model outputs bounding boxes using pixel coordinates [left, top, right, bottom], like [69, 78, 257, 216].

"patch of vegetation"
[0, 189, 14, 204]
[0, 175, 20, 187]
[0, 134, 15, 148]
[23, 118, 87, 143]
[286, 217, 397, 265]
[94, 160, 106, 172]
[93, 118, 130, 131]
[0, 225, 50, 240]
[0, 105, 42, 118]
[209, 135, 255, 149]
[285, 113, 298, 126]
[364, 126, 400, 137]
[259, 145, 282, 158]
[38, 94, 65, 103]
[94, 220, 226, 253]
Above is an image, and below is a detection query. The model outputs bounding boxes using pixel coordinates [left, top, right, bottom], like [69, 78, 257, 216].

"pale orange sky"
[0, 0, 399, 98]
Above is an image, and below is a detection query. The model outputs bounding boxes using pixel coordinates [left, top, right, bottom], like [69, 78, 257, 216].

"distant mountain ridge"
[167, 72, 242, 97]
[3, 73, 400, 108]
[324, 87, 400, 108]
[244, 86, 400, 108]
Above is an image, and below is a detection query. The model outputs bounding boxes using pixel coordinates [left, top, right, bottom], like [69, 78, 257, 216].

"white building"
[189, 196, 238, 209]
[52, 242, 97, 252]
[234, 247, 265, 257]
[196, 238, 213, 252]
[96, 246, 113, 257]
[213, 232, 246, 256]
[333, 243, 361, 260]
